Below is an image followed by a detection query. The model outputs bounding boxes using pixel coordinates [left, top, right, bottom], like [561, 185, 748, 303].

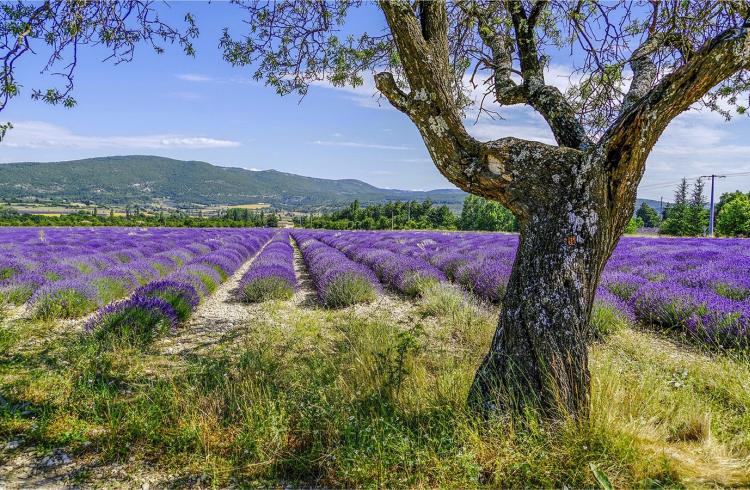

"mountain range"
[0, 155, 466, 211]
[0, 155, 663, 213]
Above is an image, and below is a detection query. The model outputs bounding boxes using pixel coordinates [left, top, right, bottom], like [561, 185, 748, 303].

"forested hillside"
[0, 155, 466, 210]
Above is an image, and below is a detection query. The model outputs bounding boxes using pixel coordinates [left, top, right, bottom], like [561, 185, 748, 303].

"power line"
[638, 171, 750, 191]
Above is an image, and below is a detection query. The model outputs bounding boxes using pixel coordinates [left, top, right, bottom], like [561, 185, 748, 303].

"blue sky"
[1, 2, 749, 201]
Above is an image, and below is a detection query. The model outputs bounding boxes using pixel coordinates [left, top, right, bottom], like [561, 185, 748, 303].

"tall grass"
[0, 283, 748, 487]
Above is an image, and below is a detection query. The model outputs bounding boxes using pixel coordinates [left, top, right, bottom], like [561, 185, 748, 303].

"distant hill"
[0, 155, 667, 214]
[635, 198, 666, 215]
[0, 155, 466, 210]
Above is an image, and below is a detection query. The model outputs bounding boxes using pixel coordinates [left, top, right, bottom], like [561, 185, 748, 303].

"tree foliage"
[220, 0, 749, 140]
[0, 206, 280, 228]
[716, 191, 750, 236]
[624, 216, 644, 234]
[660, 178, 708, 236]
[458, 194, 517, 231]
[635, 202, 661, 228]
[295, 199, 457, 230]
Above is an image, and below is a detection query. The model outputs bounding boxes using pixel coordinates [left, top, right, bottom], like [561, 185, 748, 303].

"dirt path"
[291, 239, 318, 308]
[159, 240, 276, 356]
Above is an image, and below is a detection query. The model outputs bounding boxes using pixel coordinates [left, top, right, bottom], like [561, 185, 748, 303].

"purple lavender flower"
[86, 295, 179, 344]
[134, 279, 200, 321]
[294, 234, 380, 306]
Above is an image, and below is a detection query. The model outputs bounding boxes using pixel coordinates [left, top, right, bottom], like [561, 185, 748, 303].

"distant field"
[1, 228, 748, 487]
[225, 203, 271, 210]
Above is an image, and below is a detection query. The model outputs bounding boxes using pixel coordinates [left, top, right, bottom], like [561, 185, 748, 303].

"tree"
[635, 203, 661, 228]
[686, 178, 708, 236]
[717, 193, 750, 236]
[715, 190, 746, 219]
[660, 179, 709, 236]
[220, 1, 750, 420]
[459, 194, 516, 232]
[661, 179, 690, 236]
[624, 216, 644, 234]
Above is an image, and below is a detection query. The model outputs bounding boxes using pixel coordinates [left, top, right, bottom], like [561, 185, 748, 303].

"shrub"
[91, 270, 137, 304]
[183, 264, 222, 294]
[135, 280, 200, 321]
[30, 280, 98, 319]
[86, 295, 178, 346]
[0, 272, 45, 305]
[241, 276, 295, 303]
[322, 272, 378, 308]
[591, 299, 632, 338]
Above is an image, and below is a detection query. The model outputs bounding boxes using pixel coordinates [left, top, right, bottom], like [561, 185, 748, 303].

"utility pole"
[701, 174, 726, 237]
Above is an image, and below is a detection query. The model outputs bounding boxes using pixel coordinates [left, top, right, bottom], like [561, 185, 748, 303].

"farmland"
[1, 227, 749, 487]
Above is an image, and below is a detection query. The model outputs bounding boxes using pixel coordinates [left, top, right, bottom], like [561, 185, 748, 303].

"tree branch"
[604, 21, 750, 197]
[459, 1, 527, 106]
[503, 0, 591, 149]
[373, 71, 412, 114]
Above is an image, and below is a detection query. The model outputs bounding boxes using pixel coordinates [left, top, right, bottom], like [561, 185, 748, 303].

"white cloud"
[466, 116, 556, 145]
[1, 121, 241, 150]
[176, 73, 215, 82]
[311, 139, 412, 150]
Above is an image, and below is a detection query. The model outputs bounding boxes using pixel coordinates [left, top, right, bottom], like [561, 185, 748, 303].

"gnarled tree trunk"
[466, 150, 629, 418]
[373, 0, 750, 421]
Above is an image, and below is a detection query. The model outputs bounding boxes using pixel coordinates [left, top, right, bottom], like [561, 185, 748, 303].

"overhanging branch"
[604, 21, 750, 199]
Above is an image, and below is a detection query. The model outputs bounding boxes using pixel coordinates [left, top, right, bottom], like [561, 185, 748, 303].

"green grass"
[91, 305, 174, 348]
[0, 283, 35, 305]
[1, 284, 749, 487]
[92, 277, 130, 305]
[188, 270, 219, 295]
[590, 302, 631, 338]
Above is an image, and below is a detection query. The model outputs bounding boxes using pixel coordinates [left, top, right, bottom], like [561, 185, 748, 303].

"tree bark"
[465, 148, 624, 419]
[374, 1, 749, 421]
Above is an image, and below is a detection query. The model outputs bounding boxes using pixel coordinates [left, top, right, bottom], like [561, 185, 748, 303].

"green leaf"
[589, 463, 614, 490]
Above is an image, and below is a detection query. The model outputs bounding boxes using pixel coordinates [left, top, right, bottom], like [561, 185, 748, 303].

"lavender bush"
[86, 295, 179, 346]
[239, 232, 297, 302]
[293, 233, 380, 307]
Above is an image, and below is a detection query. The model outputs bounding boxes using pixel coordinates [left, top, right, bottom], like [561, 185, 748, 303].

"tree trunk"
[468, 152, 627, 420]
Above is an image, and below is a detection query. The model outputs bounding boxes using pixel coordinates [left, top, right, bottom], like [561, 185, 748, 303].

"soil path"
[159, 241, 271, 356]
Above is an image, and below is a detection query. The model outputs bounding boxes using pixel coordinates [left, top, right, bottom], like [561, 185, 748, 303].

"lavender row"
[316, 231, 750, 346]
[293, 232, 380, 307]
[1, 228, 236, 307]
[0, 227, 274, 320]
[238, 231, 297, 302]
[84, 230, 273, 342]
[312, 232, 446, 297]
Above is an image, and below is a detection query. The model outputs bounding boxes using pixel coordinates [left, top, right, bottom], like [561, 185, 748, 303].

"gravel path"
[160, 242, 270, 356]
[291, 239, 318, 308]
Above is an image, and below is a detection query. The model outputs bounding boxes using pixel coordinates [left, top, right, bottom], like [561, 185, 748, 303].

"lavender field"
[3, 227, 748, 347]
[1, 227, 750, 487]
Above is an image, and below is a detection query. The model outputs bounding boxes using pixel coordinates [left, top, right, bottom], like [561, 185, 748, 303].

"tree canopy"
[635, 202, 661, 228]
[717, 191, 750, 236]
